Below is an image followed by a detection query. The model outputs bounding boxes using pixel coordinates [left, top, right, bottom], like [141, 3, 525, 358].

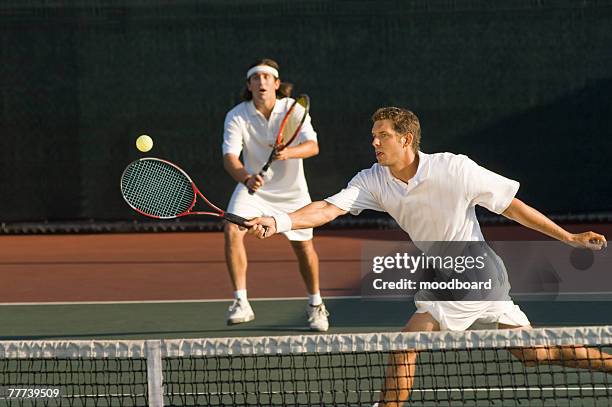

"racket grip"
[224, 212, 250, 228]
[247, 170, 266, 195]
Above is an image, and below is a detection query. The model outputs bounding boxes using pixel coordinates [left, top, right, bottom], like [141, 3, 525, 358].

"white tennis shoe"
[307, 303, 330, 332]
[226, 299, 255, 325]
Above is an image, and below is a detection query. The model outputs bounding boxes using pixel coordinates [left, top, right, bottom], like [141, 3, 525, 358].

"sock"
[308, 293, 322, 306]
[234, 289, 248, 301]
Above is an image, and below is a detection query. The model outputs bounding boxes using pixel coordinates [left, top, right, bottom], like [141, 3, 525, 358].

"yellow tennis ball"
[136, 135, 153, 152]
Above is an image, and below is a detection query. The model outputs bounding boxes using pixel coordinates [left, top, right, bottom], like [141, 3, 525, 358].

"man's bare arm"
[290, 200, 347, 229]
[246, 201, 348, 238]
[223, 153, 249, 183]
[223, 153, 264, 191]
[275, 140, 319, 161]
[502, 198, 607, 250]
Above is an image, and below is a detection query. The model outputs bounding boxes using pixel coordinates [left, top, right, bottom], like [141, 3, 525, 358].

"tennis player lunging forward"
[246, 107, 609, 405]
[222, 58, 329, 331]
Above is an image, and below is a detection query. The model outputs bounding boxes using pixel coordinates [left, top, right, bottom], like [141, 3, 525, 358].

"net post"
[146, 340, 164, 407]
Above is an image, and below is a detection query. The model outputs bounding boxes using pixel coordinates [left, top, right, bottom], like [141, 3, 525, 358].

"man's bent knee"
[224, 221, 247, 239]
[290, 239, 314, 252]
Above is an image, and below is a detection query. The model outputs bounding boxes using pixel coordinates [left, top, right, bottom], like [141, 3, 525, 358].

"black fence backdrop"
[1, 1, 611, 224]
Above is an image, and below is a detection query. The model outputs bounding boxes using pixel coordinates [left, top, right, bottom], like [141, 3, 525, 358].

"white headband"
[246, 65, 279, 80]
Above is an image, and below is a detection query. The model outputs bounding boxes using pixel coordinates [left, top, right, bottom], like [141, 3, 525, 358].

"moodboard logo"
[361, 241, 611, 302]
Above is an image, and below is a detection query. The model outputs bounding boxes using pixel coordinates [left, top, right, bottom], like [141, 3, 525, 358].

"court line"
[166, 385, 612, 395]
[3, 386, 608, 400]
[3, 291, 612, 306]
[0, 295, 363, 306]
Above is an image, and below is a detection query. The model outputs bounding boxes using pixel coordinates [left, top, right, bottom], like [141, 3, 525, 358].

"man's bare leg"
[378, 312, 440, 407]
[289, 239, 319, 295]
[501, 323, 612, 372]
[224, 222, 249, 291]
[290, 239, 330, 331]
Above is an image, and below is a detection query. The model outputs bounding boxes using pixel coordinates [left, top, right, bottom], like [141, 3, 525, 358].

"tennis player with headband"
[221, 58, 329, 331]
[246, 107, 609, 406]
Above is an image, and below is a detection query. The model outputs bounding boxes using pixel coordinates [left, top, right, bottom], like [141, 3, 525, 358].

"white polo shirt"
[326, 152, 529, 330]
[325, 152, 519, 242]
[222, 98, 317, 201]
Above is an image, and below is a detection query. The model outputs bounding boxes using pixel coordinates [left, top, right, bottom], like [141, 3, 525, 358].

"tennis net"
[1, 326, 611, 406]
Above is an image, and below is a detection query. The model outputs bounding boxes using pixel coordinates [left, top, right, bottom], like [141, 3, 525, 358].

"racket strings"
[279, 96, 308, 145]
[121, 160, 195, 218]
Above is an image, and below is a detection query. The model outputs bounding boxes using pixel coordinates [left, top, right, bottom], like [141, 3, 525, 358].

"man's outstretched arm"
[246, 200, 348, 238]
[502, 198, 607, 250]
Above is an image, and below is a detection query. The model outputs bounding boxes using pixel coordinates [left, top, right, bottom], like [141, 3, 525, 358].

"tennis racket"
[248, 94, 310, 194]
[120, 157, 249, 227]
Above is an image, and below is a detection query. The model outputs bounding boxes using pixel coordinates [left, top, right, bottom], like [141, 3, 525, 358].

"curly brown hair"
[371, 107, 421, 152]
[241, 58, 293, 101]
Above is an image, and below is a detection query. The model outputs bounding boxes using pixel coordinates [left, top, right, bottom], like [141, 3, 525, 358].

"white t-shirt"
[222, 98, 317, 201]
[326, 151, 527, 330]
[325, 151, 519, 242]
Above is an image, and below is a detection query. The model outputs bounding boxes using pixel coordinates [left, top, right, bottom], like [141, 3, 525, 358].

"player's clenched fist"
[246, 216, 277, 239]
[567, 231, 607, 250]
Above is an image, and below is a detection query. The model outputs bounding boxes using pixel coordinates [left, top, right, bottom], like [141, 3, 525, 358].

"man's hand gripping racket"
[248, 95, 310, 194]
[245, 216, 278, 239]
[121, 157, 255, 228]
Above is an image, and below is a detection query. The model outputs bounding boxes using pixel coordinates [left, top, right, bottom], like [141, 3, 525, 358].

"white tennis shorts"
[414, 297, 531, 331]
[227, 183, 313, 241]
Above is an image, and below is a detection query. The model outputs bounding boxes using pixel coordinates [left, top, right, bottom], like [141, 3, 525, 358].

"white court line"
[168, 385, 612, 395]
[412, 386, 612, 393]
[0, 295, 363, 306]
[4, 386, 607, 400]
[3, 291, 612, 306]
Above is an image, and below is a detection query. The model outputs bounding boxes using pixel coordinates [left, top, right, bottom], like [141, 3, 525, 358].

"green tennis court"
[2, 298, 612, 406]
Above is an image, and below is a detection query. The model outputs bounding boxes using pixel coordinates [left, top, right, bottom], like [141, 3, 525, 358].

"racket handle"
[224, 212, 250, 228]
[247, 170, 266, 195]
